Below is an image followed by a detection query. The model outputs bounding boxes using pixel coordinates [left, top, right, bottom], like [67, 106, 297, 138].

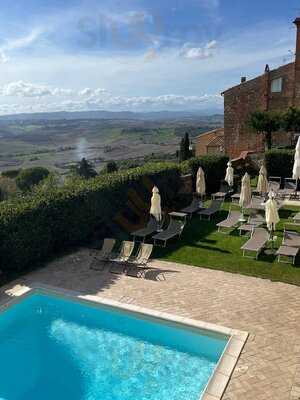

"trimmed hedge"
[265, 149, 294, 181]
[181, 154, 229, 194]
[0, 162, 181, 273]
[0, 155, 229, 275]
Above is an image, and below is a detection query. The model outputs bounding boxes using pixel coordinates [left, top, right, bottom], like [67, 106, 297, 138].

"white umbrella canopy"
[150, 186, 162, 222]
[196, 167, 206, 196]
[239, 173, 252, 208]
[293, 137, 300, 180]
[257, 165, 268, 194]
[225, 161, 234, 187]
[265, 192, 280, 231]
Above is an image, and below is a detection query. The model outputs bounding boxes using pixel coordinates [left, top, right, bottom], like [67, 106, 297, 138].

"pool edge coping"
[1, 282, 249, 400]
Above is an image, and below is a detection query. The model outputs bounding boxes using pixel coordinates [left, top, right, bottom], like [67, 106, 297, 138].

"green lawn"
[154, 203, 300, 286]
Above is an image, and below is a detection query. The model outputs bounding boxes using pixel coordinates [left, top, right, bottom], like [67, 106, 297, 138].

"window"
[271, 77, 283, 93]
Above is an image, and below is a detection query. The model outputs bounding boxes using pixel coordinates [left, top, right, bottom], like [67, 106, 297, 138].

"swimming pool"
[0, 289, 235, 400]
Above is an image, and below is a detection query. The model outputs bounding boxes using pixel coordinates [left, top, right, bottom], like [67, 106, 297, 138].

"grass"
[154, 202, 300, 286]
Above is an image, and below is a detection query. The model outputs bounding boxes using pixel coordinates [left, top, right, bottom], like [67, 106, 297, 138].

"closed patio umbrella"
[257, 165, 268, 195]
[150, 186, 162, 222]
[225, 161, 234, 187]
[239, 173, 252, 208]
[265, 192, 280, 249]
[293, 136, 300, 182]
[196, 167, 206, 197]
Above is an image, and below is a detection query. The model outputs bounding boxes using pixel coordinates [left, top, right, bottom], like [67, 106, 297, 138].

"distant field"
[0, 116, 223, 173]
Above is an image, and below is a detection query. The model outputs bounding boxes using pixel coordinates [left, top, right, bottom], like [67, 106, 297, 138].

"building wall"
[224, 75, 266, 158]
[195, 128, 224, 156]
[223, 63, 296, 158]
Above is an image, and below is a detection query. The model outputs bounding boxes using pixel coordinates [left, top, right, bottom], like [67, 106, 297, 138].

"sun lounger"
[217, 210, 242, 233]
[126, 243, 153, 277]
[241, 228, 269, 259]
[152, 219, 185, 247]
[131, 218, 158, 242]
[109, 241, 135, 274]
[278, 178, 297, 199]
[180, 199, 203, 218]
[276, 230, 300, 264]
[239, 213, 265, 235]
[90, 238, 116, 270]
[198, 199, 223, 220]
[231, 192, 240, 203]
[212, 182, 230, 201]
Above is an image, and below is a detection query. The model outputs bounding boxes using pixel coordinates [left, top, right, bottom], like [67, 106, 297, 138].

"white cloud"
[180, 40, 218, 60]
[0, 83, 222, 114]
[2, 28, 43, 52]
[0, 81, 74, 98]
[0, 28, 44, 64]
[0, 50, 9, 64]
[78, 88, 107, 97]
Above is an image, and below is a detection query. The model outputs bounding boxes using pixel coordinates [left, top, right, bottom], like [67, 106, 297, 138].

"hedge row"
[0, 162, 181, 273]
[0, 155, 228, 274]
[265, 149, 294, 181]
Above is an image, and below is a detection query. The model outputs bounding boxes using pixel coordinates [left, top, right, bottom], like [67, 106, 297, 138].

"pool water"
[0, 292, 228, 400]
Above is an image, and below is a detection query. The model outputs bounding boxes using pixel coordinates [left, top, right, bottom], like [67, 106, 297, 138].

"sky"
[0, 0, 299, 114]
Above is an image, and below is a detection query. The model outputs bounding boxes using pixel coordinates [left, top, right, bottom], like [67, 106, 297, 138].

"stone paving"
[1, 249, 300, 399]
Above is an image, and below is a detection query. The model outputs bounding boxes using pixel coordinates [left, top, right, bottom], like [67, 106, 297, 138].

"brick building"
[222, 17, 300, 158]
[195, 128, 224, 156]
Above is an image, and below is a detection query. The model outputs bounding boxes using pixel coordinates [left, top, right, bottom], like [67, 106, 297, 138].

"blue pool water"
[0, 292, 228, 400]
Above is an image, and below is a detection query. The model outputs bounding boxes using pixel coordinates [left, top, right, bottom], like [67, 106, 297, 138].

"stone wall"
[223, 63, 296, 158]
[195, 128, 224, 156]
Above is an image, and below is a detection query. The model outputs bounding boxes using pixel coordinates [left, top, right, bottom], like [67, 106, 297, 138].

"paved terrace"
[1, 250, 300, 400]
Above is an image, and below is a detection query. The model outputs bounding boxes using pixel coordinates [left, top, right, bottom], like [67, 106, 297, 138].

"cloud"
[78, 88, 107, 97]
[180, 40, 218, 60]
[0, 50, 9, 64]
[0, 28, 44, 64]
[0, 82, 222, 114]
[2, 28, 43, 52]
[0, 81, 73, 98]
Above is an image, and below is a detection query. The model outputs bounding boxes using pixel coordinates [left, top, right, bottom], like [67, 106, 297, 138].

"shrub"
[265, 149, 294, 181]
[0, 162, 180, 274]
[180, 154, 229, 194]
[0, 177, 18, 201]
[70, 158, 97, 179]
[103, 161, 118, 174]
[1, 169, 21, 179]
[16, 167, 50, 192]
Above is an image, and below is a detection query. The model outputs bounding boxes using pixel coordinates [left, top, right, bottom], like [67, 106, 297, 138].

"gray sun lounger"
[126, 243, 154, 278]
[109, 241, 135, 274]
[276, 230, 300, 264]
[152, 219, 185, 247]
[90, 238, 116, 270]
[241, 228, 269, 259]
[239, 213, 265, 235]
[181, 198, 203, 218]
[198, 199, 223, 220]
[217, 210, 242, 233]
[132, 218, 158, 242]
[278, 178, 297, 199]
[212, 182, 230, 201]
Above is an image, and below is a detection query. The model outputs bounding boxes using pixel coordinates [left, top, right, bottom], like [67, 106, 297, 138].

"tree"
[248, 111, 281, 150]
[179, 132, 191, 162]
[105, 161, 118, 173]
[71, 158, 97, 179]
[16, 167, 50, 192]
[282, 107, 300, 133]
